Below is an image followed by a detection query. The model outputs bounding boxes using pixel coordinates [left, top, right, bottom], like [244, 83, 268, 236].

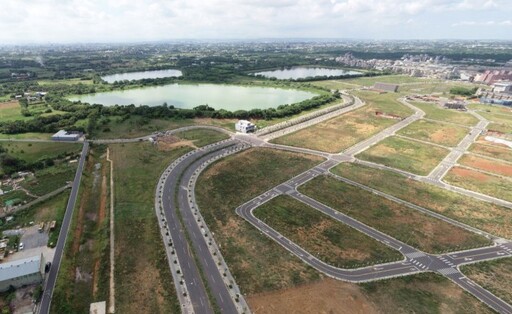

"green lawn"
[253, 195, 402, 268]
[196, 148, 324, 294]
[398, 119, 468, 147]
[332, 162, 512, 239]
[299, 175, 490, 253]
[357, 136, 449, 175]
[174, 128, 230, 147]
[411, 102, 479, 126]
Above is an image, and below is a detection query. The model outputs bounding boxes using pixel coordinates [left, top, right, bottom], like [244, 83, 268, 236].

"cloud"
[452, 20, 512, 26]
[0, 0, 510, 43]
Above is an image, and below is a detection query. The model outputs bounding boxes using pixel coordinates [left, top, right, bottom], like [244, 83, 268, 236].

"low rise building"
[235, 120, 256, 133]
[51, 130, 82, 141]
[493, 81, 512, 94]
[0, 254, 45, 292]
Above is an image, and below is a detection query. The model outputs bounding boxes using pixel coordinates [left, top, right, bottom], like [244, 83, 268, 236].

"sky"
[1, 0, 511, 44]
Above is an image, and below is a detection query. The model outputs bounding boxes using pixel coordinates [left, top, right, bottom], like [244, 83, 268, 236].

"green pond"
[69, 83, 318, 111]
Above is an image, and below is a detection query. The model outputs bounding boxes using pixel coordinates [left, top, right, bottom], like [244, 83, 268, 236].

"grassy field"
[332, 162, 512, 238]
[311, 80, 361, 90]
[110, 142, 189, 313]
[299, 175, 489, 253]
[92, 116, 195, 139]
[21, 163, 78, 196]
[468, 103, 512, 115]
[271, 91, 412, 153]
[51, 146, 110, 313]
[0, 101, 31, 122]
[0, 133, 53, 140]
[0, 189, 35, 209]
[196, 148, 324, 294]
[359, 273, 493, 314]
[469, 143, 512, 162]
[341, 75, 434, 87]
[174, 128, 230, 147]
[444, 167, 512, 202]
[253, 196, 402, 268]
[38, 78, 94, 86]
[487, 122, 512, 134]
[462, 258, 512, 305]
[397, 119, 468, 147]
[458, 154, 512, 177]
[357, 136, 449, 175]
[0, 141, 82, 163]
[411, 102, 478, 126]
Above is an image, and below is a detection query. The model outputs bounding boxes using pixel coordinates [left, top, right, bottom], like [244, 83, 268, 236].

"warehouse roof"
[0, 255, 42, 282]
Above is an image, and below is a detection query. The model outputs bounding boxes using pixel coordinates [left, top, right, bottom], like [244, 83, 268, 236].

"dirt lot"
[469, 143, 512, 163]
[459, 154, 512, 177]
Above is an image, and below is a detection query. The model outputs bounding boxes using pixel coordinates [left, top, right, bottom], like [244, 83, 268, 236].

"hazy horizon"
[1, 0, 511, 44]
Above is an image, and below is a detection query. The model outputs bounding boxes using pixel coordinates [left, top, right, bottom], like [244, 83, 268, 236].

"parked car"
[18, 242, 24, 250]
[45, 262, 52, 273]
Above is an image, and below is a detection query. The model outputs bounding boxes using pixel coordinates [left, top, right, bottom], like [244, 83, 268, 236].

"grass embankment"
[357, 136, 449, 175]
[299, 175, 489, 253]
[51, 145, 110, 313]
[462, 258, 512, 305]
[411, 102, 479, 126]
[398, 119, 468, 147]
[196, 148, 324, 294]
[253, 196, 402, 267]
[271, 91, 412, 153]
[174, 128, 230, 147]
[444, 167, 512, 202]
[332, 163, 512, 238]
[469, 143, 512, 162]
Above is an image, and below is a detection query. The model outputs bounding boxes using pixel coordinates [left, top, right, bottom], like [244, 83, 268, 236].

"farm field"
[299, 175, 490, 253]
[397, 119, 468, 147]
[332, 162, 512, 238]
[458, 154, 512, 177]
[253, 196, 402, 268]
[271, 91, 412, 153]
[462, 258, 512, 306]
[196, 148, 324, 294]
[444, 167, 512, 202]
[469, 142, 512, 162]
[410, 102, 479, 126]
[356, 136, 449, 175]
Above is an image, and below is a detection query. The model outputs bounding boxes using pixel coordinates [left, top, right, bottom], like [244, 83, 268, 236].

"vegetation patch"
[299, 175, 490, 253]
[271, 91, 412, 153]
[359, 273, 493, 314]
[411, 102, 478, 126]
[458, 154, 512, 177]
[444, 167, 512, 202]
[174, 128, 230, 147]
[110, 142, 188, 313]
[332, 162, 512, 238]
[398, 119, 468, 147]
[196, 148, 324, 294]
[253, 195, 402, 268]
[357, 136, 449, 175]
[462, 258, 512, 305]
[469, 143, 512, 163]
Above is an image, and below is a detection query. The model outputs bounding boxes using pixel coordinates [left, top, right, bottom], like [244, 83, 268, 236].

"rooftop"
[0, 254, 42, 282]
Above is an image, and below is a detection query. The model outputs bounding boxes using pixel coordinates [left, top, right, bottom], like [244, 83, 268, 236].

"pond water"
[254, 67, 361, 80]
[69, 83, 317, 111]
[101, 69, 183, 83]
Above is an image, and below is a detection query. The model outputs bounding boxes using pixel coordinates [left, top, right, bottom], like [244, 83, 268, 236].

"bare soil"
[460, 155, 512, 177]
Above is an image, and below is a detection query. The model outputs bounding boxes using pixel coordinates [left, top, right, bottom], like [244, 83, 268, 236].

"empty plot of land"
[462, 258, 512, 305]
[444, 167, 512, 202]
[271, 91, 412, 153]
[299, 175, 489, 253]
[174, 128, 230, 147]
[0, 101, 30, 122]
[253, 196, 402, 268]
[357, 136, 449, 175]
[459, 154, 512, 177]
[398, 119, 468, 147]
[0, 141, 82, 163]
[332, 163, 512, 238]
[469, 143, 512, 162]
[342, 75, 432, 87]
[411, 102, 478, 126]
[196, 148, 324, 294]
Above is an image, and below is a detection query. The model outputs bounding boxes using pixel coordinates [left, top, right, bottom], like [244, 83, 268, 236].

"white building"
[51, 130, 81, 141]
[0, 254, 45, 292]
[493, 81, 512, 94]
[235, 120, 256, 133]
